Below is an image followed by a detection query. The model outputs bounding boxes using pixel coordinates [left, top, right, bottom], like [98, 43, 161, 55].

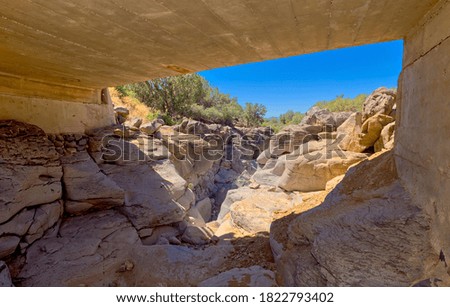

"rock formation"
[2, 86, 448, 287]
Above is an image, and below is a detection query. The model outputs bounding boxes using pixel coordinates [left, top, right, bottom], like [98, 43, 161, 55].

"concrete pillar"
[396, 0, 450, 272]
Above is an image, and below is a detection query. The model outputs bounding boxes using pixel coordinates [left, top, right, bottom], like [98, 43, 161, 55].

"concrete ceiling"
[0, 0, 439, 89]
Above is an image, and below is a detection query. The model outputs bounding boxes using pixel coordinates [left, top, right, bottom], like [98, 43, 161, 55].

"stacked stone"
[47, 134, 89, 155]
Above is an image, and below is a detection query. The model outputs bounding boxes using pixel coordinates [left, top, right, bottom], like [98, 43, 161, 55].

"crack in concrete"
[403, 33, 450, 71]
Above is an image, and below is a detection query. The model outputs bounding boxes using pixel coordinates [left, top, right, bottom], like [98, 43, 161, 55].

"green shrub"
[314, 94, 367, 112]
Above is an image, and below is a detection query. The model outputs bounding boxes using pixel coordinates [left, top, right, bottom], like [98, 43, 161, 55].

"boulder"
[140, 119, 164, 135]
[278, 149, 367, 192]
[359, 114, 395, 148]
[0, 236, 20, 259]
[114, 107, 130, 117]
[300, 108, 352, 129]
[214, 168, 239, 184]
[337, 112, 363, 152]
[61, 152, 124, 214]
[0, 120, 62, 224]
[273, 152, 449, 286]
[228, 190, 301, 234]
[126, 117, 143, 129]
[362, 87, 396, 121]
[177, 188, 195, 211]
[0, 201, 62, 257]
[24, 201, 63, 245]
[140, 225, 180, 245]
[301, 107, 335, 127]
[181, 225, 214, 245]
[195, 198, 212, 222]
[272, 125, 322, 154]
[178, 119, 211, 135]
[218, 187, 257, 220]
[100, 160, 187, 229]
[198, 266, 277, 287]
[339, 113, 394, 153]
[374, 122, 395, 152]
[18, 210, 232, 286]
[114, 107, 130, 124]
[333, 111, 353, 127]
[0, 261, 13, 287]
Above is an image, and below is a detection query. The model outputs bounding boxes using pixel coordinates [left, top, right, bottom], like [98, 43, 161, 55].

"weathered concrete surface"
[0, 0, 440, 133]
[396, 0, 450, 274]
[0, 0, 438, 88]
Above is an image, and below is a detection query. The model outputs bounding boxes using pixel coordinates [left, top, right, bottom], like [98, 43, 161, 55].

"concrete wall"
[0, 75, 115, 134]
[396, 0, 450, 275]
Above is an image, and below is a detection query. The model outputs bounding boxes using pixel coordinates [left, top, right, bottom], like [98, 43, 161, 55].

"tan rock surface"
[278, 150, 367, 192]
[198, 266, 277, 287]
[0, 120, 62, 224]
[18, 210, 233, 286]
[273, 152, 450, 286]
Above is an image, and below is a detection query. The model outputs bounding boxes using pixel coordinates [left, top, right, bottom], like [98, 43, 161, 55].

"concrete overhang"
[0, 0, 440, 90]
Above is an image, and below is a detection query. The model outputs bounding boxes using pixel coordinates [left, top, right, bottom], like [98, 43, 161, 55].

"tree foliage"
[243, 103, 267, 127]
[263, 110, 305, 133]
[116, 73, 266, 127]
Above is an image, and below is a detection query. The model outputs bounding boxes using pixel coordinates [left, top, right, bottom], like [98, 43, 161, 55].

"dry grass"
[109, 87, 155, 123]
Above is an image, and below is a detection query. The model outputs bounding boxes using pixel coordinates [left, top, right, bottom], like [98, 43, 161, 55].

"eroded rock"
[0, 261, 14, 287]
[274, 152, 448, 286]
[198, 266, 277, 287]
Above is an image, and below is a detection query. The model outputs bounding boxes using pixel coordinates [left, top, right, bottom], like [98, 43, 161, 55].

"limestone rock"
[18, 210, 231, 286]
[100, 160, 187, 229]
[24, 201, 63, 245]
[215, 168, 239, 184]
[278, 150, 367, 192]
[178, 119, 211, 135]
[114, 107, 129, 124]
[337, 112, 363, 152]
[362, 87, 396, 121]
[228, 190, 301, 234]
[300, 108, 352, 129]
[218, 187, 257, 220]
[374, 122, 395, 152]
[0, 236, 20, 259]
[301, 107, 335, 127]
[198, 266, 277, 287]
[141, 226, 180, 245]
[181, 225, 214, 245]
[0, 261, 13, 287]
[0, 120, 62, 224]
[272, 125, 322, 155]
[127, 118, 142, 129]
[274, 152, 446, 286]
[140, 119, 164, 135]
[359, 114, 395, 148]
[0, 208, 35, 238]
[114, 107, 129, 117]
[195, 198, 212, 222]
[177, 188, 195, 211]
[61, 152, 124, 214]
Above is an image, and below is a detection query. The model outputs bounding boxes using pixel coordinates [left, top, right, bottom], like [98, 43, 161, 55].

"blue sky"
[199, 40, 403, 118]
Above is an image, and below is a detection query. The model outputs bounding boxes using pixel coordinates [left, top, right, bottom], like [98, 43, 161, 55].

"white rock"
[0, 261, 14, 287]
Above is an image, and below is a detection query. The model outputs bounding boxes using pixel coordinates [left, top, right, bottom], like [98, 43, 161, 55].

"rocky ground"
[3, 87, 443, 287]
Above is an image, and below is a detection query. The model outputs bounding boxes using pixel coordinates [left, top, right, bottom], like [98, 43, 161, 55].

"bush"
[314, 94, 367, 112]
[116, 73, 256, 127]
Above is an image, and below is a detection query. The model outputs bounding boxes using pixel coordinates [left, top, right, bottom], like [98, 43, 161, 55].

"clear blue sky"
[198, 40, 403, 118]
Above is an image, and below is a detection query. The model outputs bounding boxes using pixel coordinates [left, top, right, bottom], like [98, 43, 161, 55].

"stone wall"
[396, 0, 450, 274]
